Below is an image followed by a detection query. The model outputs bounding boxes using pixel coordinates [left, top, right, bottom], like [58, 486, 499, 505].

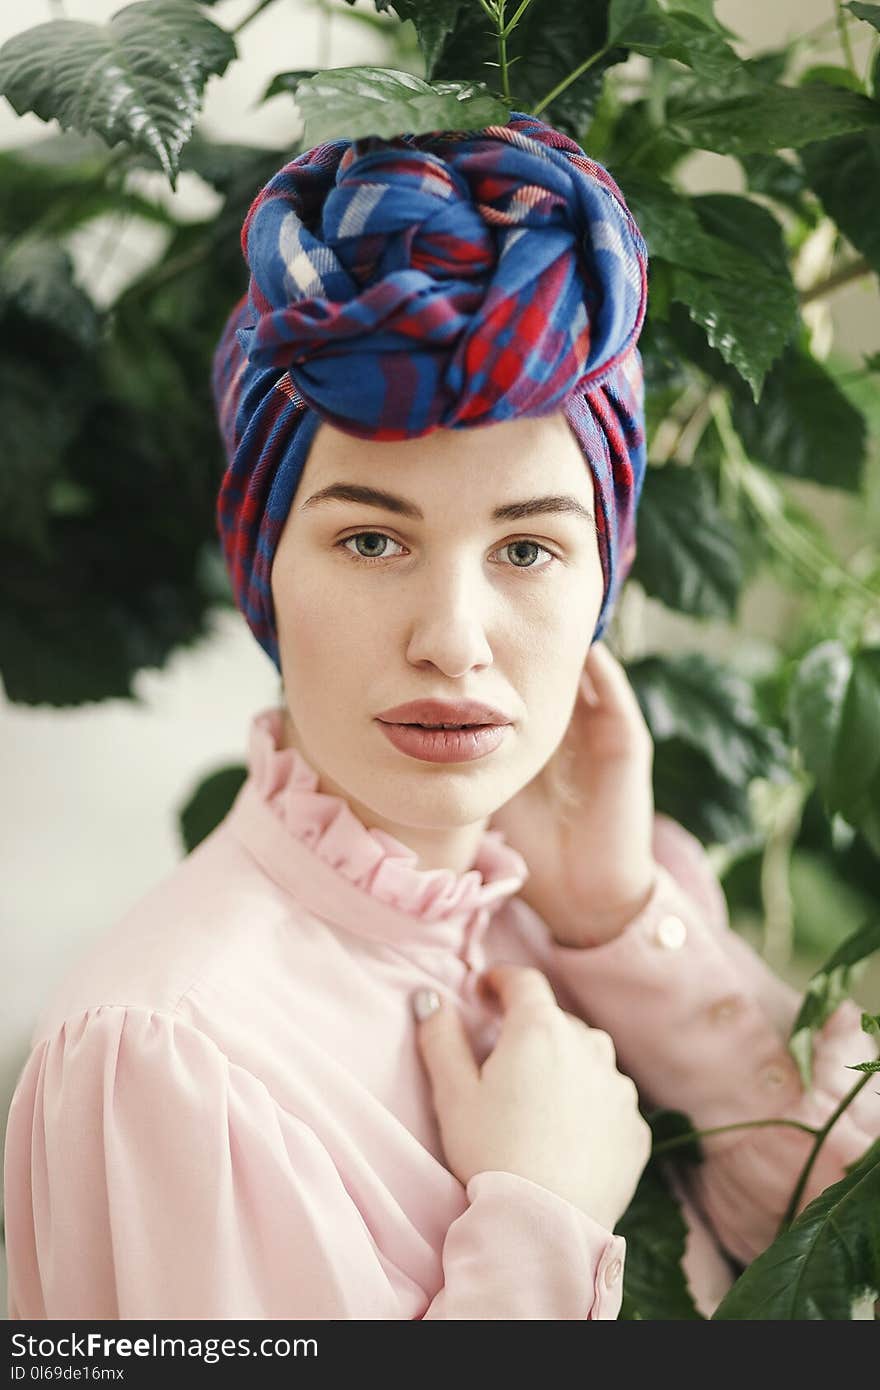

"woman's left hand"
[487, 641, 659, 947]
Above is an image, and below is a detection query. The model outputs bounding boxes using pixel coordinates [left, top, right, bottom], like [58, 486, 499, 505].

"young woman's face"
[270, 411, 604, 836]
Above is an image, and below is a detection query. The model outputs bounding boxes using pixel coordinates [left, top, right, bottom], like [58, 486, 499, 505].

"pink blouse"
[5, 707, 879, 1319]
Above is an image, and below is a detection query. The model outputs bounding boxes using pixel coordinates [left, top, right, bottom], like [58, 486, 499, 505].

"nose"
[405, 556, 494, 677]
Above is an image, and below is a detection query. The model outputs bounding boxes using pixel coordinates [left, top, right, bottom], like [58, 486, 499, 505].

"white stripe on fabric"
[592, 218, 642, 294]
[419, 171, 455, 200]
[337, 183, 386, 238]
[278, 212, 330, 298]
[498, 226, 527, 258]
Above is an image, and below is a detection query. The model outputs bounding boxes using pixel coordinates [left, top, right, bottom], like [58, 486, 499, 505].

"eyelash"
[335, 530, 560, 573]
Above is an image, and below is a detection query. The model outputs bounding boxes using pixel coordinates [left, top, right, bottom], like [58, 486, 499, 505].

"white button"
[603, 1256, 623, 1288]
[709, 994, 742, 1023]
[760, 1062, 791, 1088]
[655, 914, 687, 950]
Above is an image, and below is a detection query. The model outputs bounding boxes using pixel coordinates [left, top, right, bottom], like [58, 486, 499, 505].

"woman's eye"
[500, 539, 555, 570]
[339, 532, 405, 563]
[337, 532, 557, 570]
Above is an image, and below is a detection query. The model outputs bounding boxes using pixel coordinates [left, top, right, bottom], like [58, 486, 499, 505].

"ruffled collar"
[224, 707, 529, 962]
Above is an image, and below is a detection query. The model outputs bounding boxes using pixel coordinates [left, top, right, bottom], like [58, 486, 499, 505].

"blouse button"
[760, 1061, 792, 1089]
[654, 914, 687, 950]
[603, 1256, 623, 1289]
[709, 994, 742, 1023]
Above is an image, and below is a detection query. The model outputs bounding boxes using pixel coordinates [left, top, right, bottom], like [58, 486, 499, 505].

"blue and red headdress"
[212, 112, 649, 670]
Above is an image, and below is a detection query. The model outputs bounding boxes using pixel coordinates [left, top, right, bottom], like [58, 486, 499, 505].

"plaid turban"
[212, 111, 649, 671]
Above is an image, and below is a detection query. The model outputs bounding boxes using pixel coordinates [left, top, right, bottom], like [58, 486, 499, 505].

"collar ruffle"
[245, 707, 529, 926]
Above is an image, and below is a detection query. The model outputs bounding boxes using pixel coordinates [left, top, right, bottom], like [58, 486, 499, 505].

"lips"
[376, 698, 512, 727]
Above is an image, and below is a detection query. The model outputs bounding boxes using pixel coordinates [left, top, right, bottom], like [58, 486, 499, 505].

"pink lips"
[374, 698, 513, 765]
[376, 721, 511, 764]
[376, 698, 512, 727]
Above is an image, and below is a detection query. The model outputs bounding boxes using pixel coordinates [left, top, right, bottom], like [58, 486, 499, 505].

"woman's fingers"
[585, 643, 647, 724]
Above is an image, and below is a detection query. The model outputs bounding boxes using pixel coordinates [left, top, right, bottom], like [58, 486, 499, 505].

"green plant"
[1, 0, 878, 1318]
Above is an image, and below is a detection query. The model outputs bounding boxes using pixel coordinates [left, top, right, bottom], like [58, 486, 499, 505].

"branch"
[800, 255, 873, 306]
[652, 1115, 820, 1158]
[232, 0, 278, 37]
[776, 1068, 875, 1235]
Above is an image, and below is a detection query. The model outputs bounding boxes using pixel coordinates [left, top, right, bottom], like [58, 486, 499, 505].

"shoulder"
[30, 818, 293, 1048]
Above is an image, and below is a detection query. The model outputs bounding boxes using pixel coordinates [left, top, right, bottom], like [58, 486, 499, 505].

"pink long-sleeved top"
[5, 708, 879, 1320]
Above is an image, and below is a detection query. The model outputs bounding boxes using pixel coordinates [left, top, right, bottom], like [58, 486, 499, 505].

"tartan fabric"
[212, 111, 649, 670]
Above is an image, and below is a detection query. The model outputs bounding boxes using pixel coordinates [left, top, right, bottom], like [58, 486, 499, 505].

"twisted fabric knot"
[213, 112, 649, 668]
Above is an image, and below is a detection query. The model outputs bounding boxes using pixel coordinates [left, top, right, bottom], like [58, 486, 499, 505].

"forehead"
[302, 413, 591, 498]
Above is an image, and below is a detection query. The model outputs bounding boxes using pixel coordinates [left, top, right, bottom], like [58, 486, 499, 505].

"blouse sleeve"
[545, 813, 880, 1268]
[3, 1004, 625, 1320]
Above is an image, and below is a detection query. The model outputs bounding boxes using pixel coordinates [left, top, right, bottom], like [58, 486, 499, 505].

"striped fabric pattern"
[212, 111, 649, 670]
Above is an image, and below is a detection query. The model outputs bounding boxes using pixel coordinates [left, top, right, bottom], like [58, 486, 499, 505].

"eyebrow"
[300, 483, 596, 529]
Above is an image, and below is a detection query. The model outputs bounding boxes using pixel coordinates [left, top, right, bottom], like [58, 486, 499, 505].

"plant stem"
[232, 0, 278, 37]
[501, 0, 540, 38]
[835, 0, 858, 77]
[775, 1068, 874, 1234]
[800, 255, 873, 306]
[497, 1, 511, 102]
[709, 392, 879, 608]
[530, 46, 611, 117]
[760, 776, 810, 973]
[652, 1115, 820, 1158]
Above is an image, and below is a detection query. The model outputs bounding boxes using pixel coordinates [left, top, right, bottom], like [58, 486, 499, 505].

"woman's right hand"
[413, 962, 652, 1232]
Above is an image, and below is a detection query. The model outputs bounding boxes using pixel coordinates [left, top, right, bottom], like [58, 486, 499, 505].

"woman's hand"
[488, 641, 659, 947]
[413, 964, 652, 1230]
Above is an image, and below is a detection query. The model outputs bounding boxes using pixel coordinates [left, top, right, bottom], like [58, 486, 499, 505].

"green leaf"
[688, 192, 792, 278]
[729, 343, 868, 491]
[629, 652, 791, 789]
[789, 643, 880, 830]
[712, 1137, 880, 1318]
[0, 237, 100, 350]
[647, 1106, 705, 1165]
[631, 463, 744, 618]
[0, 357, 91, 554]
[259, 69, 321, 105]
[0, 0, 236, 188]
[290, 66, 510, 146]
[622, 180, 799, 398]
[800, 130, 880, 278]
[177, 135, 291, 202]
[367, 0, 469, 76]
[799, 63, 866, 94]
[665, 0, 740, 40]
[740, 152, 815, 223]
[844, 2, 880, 33]
[617, 1160, 705, 1319]
[179, 765, 248, 852]
[787, 918, 880, 1087]
[788, 846, 880, 958]
[0, 139, 176, 239]
[624, 177, 788, 280]
[652, 737, 755, 843]
[430, 0, 624, 138]
[666, 81, 880, 156]
[669, 264, 798, 404]
[608, 0, 748, 84]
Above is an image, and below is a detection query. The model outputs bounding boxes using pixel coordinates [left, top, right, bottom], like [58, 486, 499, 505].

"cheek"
[273, 564, 374, 676]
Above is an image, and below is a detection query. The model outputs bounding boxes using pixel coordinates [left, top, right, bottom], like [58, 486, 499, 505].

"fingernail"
[412, 988, 441, 1022]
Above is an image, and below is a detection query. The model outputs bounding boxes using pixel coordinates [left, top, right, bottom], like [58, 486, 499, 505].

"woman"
[5, 113, 878, 1320]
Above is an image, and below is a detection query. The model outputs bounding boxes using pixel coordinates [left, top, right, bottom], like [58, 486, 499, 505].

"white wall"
[1, 0, 878, 1313]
